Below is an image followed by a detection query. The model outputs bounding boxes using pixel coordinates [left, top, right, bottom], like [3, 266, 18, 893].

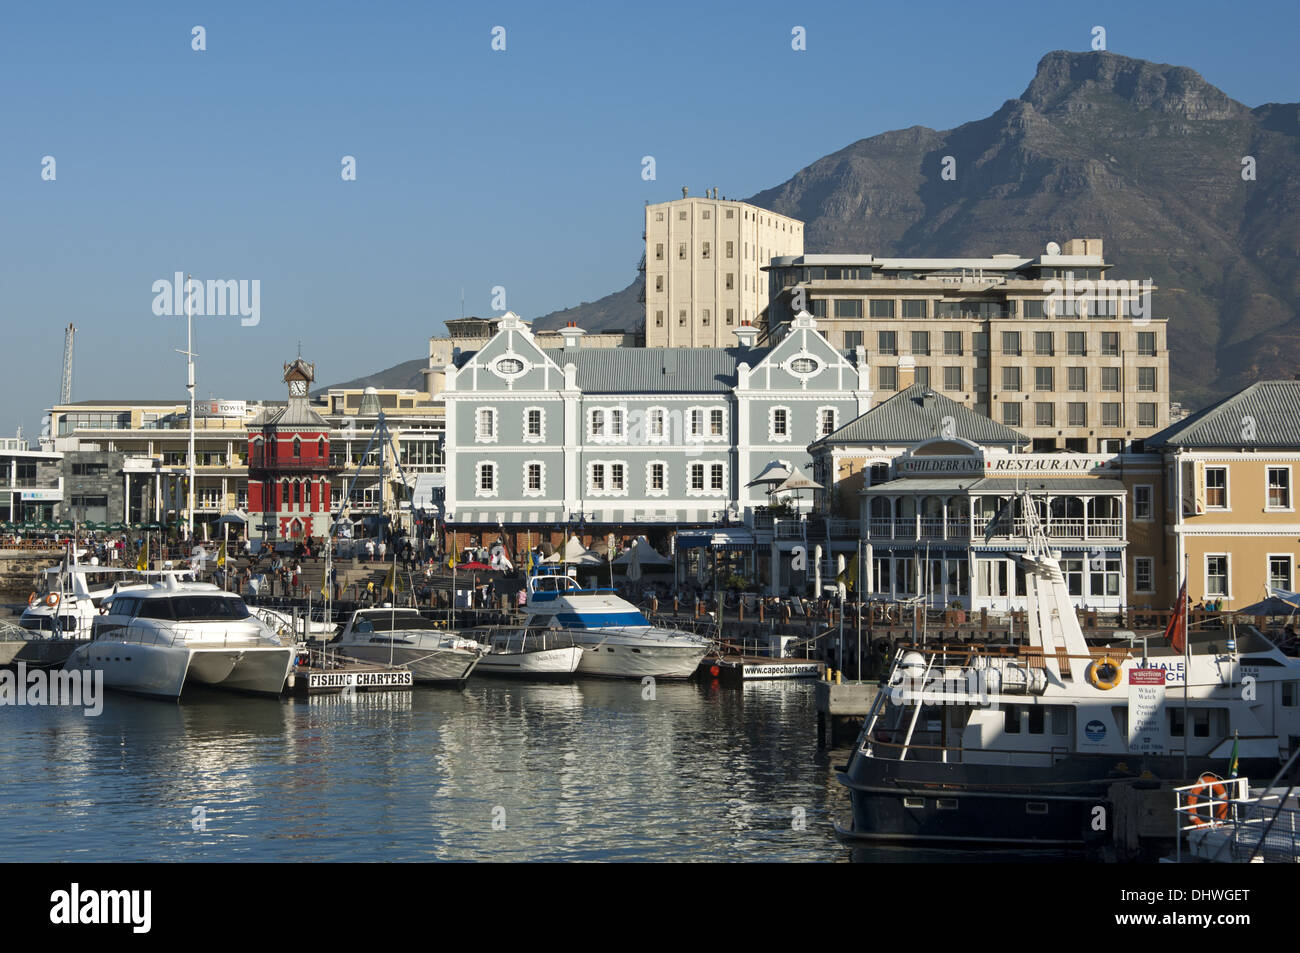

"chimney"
[898, 356, 916, 390]
[733, 321, 758, 348]
[682, 186, 689, 199]
[561, 321, 586, 349]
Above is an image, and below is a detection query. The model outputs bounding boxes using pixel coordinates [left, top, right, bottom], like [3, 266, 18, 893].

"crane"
[59, 323, 75, 404]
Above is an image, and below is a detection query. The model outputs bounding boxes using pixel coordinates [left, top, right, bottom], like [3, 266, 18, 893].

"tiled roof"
[811, 384, 1027, 448]
[1146, 380, 1300, 448]
[539, 347, 770, 393]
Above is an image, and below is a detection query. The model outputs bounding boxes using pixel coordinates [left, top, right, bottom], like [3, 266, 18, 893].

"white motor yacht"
[63, 578, 293, 700]
[523, 568, 711, 678]
[472, 626, 583, 678]
[331, 607, 484, 684]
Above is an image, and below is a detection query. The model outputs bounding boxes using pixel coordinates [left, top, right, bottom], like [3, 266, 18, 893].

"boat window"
[136, 599, 175, 620]
[1050, 706, 1069, 735]
[109, 597, 140, 618]
[936, 799, 958, 810]
[1026, 802, 1049, 815]
[1003, 707, 1021, 734]
[19, 616, 79, 632]
[1027, 707, 1045, 734]
[356, 613, 443, 632]
[903, 798, 924, 809]
[1284, 682, 1299, 707]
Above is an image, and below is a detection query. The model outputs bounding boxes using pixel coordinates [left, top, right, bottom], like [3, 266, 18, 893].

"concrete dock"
[815, 678, 879, 746]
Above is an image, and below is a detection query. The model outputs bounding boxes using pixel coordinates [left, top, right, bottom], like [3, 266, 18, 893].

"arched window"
[293, 437, 302, 459]
[318, 437, 325, 460]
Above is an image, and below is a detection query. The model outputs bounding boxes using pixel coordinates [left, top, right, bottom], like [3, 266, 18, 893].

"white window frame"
[687, 462, 706, 495]
[687, 460, 726, 497]
[475, 407, 497, 444]
[1267, 553, 1293, 593]
[646, 460, 668, 497]
[522, 406, 546, 444]
[587, 405, 627, 444]
[475, 461, 498, 498]
[1266, 465, 1293, 512]
[816, 405, 839, 438]
[1133, 556, 1155, 594]
[1204, 465, 1229, 511]
[643, 406, 669, 444]
[769, 405, 792, 443]
[686, 405, 726, 443]
[1204, 553, 1231, 601]
[587, 459, 628, 497]
[1133, 484, 1153, 522]
[522, 460, 546, 498]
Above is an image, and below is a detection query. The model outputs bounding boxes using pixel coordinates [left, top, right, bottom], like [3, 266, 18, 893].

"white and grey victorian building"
[442, 311, 869, 586]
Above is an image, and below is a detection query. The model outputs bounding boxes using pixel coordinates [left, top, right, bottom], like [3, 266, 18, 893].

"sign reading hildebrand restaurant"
[896, 454, 1116, 476]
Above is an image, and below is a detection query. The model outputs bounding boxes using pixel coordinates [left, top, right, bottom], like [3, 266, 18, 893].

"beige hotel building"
[643, 189, 804, 348]
[763, 239, 1170, 453]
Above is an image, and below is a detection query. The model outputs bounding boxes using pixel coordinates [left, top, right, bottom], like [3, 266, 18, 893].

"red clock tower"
[247, 357, 336, 543]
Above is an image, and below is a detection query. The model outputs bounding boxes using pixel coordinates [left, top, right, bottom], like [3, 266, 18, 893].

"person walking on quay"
[377, 538, 387, 561]
[365, 538, 375, 563]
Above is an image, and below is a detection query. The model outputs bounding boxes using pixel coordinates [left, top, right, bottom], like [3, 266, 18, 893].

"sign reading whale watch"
[1127, 668, 1167, 755]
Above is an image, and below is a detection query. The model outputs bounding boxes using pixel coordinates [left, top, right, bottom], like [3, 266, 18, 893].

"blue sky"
[1, 0, 1296, 437]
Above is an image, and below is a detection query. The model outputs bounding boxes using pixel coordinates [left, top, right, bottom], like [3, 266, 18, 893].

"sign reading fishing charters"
[1127, 668, 1167, 755]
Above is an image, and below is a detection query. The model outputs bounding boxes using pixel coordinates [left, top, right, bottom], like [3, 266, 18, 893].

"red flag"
[1164, 578, 1188, 654]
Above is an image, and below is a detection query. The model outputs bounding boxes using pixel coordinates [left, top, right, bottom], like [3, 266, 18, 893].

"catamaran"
[63, 576, 294, 699]
[837, 492, 1300, 848]
[520, 567, 711, 678]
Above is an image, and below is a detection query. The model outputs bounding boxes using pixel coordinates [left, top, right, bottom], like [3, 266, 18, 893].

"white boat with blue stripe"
[525, 567, 710, 678]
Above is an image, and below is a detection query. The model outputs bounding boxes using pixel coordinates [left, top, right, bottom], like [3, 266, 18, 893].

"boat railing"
[1172, 778, 1300, 863]
[104, 623, 276, 650]
[469, 626, 581, 653]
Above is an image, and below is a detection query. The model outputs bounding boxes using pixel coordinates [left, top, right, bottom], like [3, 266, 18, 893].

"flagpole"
[1182, 551, 1190, 779]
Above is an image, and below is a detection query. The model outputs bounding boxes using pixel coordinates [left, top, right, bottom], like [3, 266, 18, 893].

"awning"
[677, 529, 756, 549]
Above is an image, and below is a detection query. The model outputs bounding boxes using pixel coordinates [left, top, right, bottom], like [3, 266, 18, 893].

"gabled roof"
[810, 384, 1026, 449]
[1146, 380, 1300, 449]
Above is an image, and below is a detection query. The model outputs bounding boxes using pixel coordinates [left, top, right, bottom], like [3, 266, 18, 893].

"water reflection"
[0, 679, 857, 861]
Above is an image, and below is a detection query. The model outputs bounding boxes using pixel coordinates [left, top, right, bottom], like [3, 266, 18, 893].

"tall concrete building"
[644, 189, 803, 348]
[763, 239, 1170, 453]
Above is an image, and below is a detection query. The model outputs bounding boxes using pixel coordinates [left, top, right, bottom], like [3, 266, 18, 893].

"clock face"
[289, 380, 307, 397]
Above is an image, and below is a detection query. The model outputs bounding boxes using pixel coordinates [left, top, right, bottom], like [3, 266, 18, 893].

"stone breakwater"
[0, 551, 63, 599]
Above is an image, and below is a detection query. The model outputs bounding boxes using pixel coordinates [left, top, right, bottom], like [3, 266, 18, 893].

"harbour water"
[1, 678, 870, 862]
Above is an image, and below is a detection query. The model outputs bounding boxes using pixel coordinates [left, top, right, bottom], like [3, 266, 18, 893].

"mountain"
[747, 51, 1300, 408]
[310, 358, 428, 397]
[530, 276, 644, 334]
[326, 51, 1300, 408]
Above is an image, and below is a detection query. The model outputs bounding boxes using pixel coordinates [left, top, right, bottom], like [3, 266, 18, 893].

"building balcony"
[867, 516, 1124, 542]
[248, 453, 341, 473]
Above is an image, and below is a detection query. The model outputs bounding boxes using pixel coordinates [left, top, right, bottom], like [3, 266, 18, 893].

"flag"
[447, 555, 456, 571]
[383, 562, 396, 599]
[1228, 732, 1240, 779]
[838, 553, 859, 591]
[217, 541, 226, 568]
[1164, 578, 1188, 654]
[136, 546, 148, 572]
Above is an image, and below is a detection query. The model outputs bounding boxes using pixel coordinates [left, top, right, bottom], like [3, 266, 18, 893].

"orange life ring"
[28, 592, 38, 606]
[45, 592, 60, 607]
[1187, 772, 1229, 827]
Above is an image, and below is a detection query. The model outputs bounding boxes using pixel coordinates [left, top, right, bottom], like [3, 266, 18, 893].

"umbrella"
[625, 540, 643, 584]
[612, 536, 673, 567]
[1236, 595, 1300, 616]
[456, 561, 492, 571]
[216, 510, 248, 526]
[746, 460, 793, 489]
